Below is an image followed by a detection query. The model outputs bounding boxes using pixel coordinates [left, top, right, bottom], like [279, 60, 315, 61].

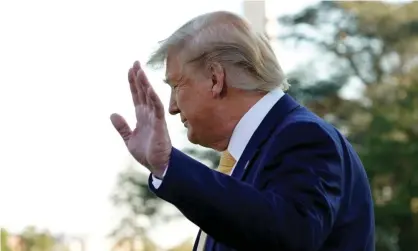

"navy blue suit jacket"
[149, 94, 375, 251]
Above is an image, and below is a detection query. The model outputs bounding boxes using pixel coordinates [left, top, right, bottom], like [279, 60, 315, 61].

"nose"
[168, 90, 180, 115]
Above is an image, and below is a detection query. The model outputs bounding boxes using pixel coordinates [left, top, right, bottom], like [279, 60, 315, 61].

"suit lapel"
[231, 94, 301, 181]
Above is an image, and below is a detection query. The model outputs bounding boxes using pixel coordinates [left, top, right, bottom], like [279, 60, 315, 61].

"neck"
[209, 89, 266, 151]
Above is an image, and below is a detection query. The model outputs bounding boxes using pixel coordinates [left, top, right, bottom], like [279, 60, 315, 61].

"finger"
[110, 113, 132, 144]
[133, 61, 140, 73]
[128, 68, 140, 105]
[129, 61, 145, 105]
[136, 69, 151, 104]
[147, 86, 165, 119]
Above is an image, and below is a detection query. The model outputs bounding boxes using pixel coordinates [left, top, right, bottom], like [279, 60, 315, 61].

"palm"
[128, 105, 170, 167]
[111, 61, 171, 175]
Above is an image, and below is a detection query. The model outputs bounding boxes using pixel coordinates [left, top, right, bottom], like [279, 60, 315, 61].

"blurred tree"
[110, 163, 160, 251]
[279, 1, 418, 250]
[110, 161, 185, 251]
[18, 226, 66, 251]
[1, 228, 11, 251]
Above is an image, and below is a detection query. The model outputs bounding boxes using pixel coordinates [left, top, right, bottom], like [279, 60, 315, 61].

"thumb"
[110, 113, 132, 144]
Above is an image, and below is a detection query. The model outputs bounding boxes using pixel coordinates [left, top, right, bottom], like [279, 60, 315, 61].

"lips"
[181, 116, 187, 124]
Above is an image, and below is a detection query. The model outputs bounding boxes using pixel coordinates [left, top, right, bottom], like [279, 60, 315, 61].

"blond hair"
[147, 11, 289, 92]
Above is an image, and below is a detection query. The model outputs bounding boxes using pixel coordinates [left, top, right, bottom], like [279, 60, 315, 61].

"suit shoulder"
[265, 107, 347, 160]
[277, 108, 338, 139]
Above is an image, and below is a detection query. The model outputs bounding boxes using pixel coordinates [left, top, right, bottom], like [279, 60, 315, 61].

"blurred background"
[1, 0, 417, 250]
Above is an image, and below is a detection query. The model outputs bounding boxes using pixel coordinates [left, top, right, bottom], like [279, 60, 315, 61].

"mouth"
[182, 120, 188, 127]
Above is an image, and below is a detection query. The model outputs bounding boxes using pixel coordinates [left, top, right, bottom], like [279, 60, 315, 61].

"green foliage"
[1, 226, 67, 251]
[279, 1, 418, 250]
[20, 226, 58, 251]
[1, 228, 11, 251]
[110, 164, 160, 245]
[110, 162, 184, 250]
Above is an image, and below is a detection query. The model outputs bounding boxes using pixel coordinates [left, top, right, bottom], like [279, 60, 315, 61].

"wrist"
[151, 147, 172, 179]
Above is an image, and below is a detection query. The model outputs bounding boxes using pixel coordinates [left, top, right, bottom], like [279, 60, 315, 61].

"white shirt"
[152, 88, 284, 188]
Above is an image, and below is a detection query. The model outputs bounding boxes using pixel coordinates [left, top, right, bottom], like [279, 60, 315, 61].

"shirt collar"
[227, 88, 285, 161]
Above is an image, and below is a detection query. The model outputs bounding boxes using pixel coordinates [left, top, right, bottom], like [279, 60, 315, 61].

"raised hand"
[110, 61, 172, 178]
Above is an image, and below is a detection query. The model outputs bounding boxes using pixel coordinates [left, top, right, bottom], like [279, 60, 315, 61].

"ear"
[210, 62, 226, 98]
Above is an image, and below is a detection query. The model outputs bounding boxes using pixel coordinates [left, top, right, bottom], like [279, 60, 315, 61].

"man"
[110, 11, 374, 251]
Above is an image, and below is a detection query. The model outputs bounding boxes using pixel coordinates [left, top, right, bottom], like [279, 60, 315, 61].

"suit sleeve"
[148, 121, 343, 251]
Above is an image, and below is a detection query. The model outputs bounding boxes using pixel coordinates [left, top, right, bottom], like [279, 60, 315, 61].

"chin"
[186, 128, 199, 145]
[187, 128, 209, 147]
[187, 130, 213, 149]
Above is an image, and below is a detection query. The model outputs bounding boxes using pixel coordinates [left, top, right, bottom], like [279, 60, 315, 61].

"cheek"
[177, 89, 209, 121]
[175, 89, 187, 108]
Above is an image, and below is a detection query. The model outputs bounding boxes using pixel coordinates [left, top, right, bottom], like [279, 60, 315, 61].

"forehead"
[165, 54, 183, 83]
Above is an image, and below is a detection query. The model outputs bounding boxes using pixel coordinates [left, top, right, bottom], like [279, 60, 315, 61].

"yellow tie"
[197, 151, 236, 251]
[217, 150, 237, 175]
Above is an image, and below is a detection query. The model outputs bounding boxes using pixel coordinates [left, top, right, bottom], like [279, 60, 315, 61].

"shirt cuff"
[151, 166, 168, 189]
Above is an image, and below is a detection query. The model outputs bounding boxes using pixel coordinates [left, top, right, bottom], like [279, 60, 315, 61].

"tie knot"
[217, 150, 236, 175]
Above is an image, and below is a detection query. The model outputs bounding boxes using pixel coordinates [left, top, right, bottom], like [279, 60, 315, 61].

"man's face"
[165, 55, 224, 147]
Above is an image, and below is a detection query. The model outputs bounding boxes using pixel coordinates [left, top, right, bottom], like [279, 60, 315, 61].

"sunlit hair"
[147, 11, 289, 92]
